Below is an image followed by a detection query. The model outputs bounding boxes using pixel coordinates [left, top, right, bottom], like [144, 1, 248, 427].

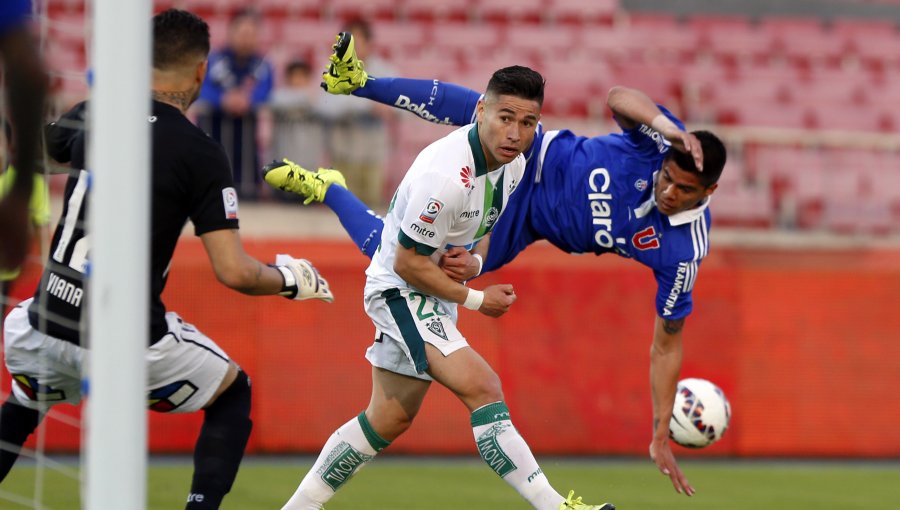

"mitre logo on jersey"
[418, 197, 444, 224]
[632, 226, 661, 250]
[460, 166, 474, 190]
[221, 187, 239, 219]
[634, 178, 648, 192]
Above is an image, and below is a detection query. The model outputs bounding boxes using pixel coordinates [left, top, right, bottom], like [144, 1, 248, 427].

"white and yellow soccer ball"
[669, 378, 731, 448]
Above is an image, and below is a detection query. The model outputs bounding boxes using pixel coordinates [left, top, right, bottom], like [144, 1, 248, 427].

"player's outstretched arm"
[322, 32, 481, 126]
[200, 229, 333, 302]
[648, 315, 695, 497]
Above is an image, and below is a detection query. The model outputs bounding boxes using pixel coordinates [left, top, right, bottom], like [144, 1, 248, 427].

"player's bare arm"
[649, 314, 695, 496]
[607, 86, 703, 172]
[201, 229, 285, 294]
[395, 244, 514, 317]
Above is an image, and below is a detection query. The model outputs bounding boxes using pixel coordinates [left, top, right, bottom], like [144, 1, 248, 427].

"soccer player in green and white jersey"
[269, 65, 614, 510]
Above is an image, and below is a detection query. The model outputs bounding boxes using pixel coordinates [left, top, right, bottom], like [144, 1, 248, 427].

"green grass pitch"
[2, 457, 896, 509]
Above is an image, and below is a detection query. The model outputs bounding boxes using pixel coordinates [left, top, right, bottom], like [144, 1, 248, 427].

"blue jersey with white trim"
[488, 109, 711, 320]
[0, 0, 30, 35]
[355, 77, 709, 319]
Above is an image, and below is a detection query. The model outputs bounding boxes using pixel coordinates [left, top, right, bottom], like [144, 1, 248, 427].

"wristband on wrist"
[472, 253, 483, 276]
[462, 288, 484, 311]
[270, 264, 298, 298]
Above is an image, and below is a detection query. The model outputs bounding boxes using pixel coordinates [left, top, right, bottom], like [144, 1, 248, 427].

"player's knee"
[367, 407, 415, 441]
[467, 375, 504, 408]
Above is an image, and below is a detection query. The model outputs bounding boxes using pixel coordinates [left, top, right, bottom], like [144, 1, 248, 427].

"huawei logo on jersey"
[632, 226, 660, 250]
[460, 166, 474, 189]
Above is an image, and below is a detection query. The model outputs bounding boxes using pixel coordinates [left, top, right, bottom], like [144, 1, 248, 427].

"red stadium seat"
[430, 23, 502, 61]
[475, 0, 546, 25]
[506, 24, 580, 61]
[326, 0, 397, 23]
[551, 0, 620, 26]
[369, 21, 427, 60]
[811, 107, 890, 133]
[403, 0, 474, 23]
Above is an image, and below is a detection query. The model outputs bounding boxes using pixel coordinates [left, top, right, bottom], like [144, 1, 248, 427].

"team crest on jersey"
[148, 380, 198, 412]
[426, 318, 448, 341]
[634, 179, 648, 192]
[419, 198, 444, 224]
[13, 374, 66, 402]
[485, 207, 500, 229]
[632, 226, 661, 250]
[222, 187, 239, 219]
[460, 166, 474, 190]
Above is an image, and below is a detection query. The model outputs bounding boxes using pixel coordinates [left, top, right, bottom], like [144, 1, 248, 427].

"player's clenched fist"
[478, 284, 516, 317]
[274, 255, 334, 303]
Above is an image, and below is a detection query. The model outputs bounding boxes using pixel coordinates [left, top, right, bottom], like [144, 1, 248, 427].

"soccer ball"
[669, 378, 731, 448]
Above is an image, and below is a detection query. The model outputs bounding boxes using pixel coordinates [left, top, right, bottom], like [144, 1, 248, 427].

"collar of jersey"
[635, 171, 711, 226]
[467, 124, 489, 177]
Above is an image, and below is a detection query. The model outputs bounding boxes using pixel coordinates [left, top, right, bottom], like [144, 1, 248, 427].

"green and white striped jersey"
[366, 123, 526, 292]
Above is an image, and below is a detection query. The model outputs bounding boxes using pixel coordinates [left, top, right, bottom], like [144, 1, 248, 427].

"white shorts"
[3, 300, 231, 413]
[364, 287, 469, 381]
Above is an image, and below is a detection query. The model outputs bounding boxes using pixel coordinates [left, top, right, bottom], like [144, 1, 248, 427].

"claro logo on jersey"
[221, 187, 239, 219]
[632, 226, 660, 250]
[588, 167, 615, 249]
[419, 197, 444, 224]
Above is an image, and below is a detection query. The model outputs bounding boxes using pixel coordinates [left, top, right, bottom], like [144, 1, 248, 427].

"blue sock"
[353, 76, 482, 126]
[324, 186, 384, 259]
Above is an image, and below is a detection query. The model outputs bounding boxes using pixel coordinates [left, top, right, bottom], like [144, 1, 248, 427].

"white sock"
[471, 402, 565, 510]
[282, 412, 390, 510]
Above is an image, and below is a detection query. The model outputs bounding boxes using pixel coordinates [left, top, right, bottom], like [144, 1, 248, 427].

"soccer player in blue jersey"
[0, 0, 48, 271]
[267, 33, 726, 497]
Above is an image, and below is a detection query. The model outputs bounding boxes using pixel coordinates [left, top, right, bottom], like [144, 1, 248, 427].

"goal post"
[85, 0, 152, 508]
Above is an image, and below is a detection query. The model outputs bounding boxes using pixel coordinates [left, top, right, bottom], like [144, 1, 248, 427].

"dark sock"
[323, 185, 384, 259]
[185, 371, 252, 509]
[0, 397, 41, 482]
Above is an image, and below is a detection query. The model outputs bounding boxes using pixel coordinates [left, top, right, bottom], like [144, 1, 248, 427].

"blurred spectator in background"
[268, 58, 326, 179]
[0, 121, 50, 322]
[319, 18, 396, 209]
[196, 8, 273, 200]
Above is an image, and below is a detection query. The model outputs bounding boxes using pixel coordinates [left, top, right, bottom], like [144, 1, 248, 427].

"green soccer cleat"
[320, 31, 368, 94]
[262, 159, 346, 205]
[558, 490, 615, 510]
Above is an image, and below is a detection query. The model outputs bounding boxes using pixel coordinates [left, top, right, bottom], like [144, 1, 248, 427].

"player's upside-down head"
[655, 130, 727, 216]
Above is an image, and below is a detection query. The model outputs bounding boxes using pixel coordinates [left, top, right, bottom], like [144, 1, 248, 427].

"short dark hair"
[153, 9, 210, 69]
[485, 65, 545, 106]
[669, 130, 726, 188]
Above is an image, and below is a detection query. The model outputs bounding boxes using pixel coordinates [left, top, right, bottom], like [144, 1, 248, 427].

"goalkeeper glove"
[273, 254, 334, 303]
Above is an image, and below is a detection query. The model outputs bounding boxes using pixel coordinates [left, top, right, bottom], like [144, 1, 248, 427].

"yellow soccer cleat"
[320, 31, 369, 94]
[262, 159, 346, 205]
[558, 490, 616, 510]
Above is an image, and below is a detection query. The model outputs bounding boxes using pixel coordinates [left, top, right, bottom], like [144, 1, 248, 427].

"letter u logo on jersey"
[632, 226, 661, 250]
